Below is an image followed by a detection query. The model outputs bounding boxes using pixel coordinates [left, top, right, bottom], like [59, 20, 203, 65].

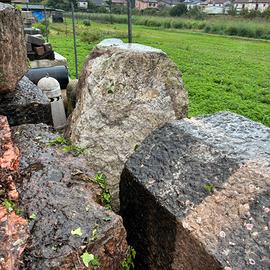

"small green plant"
[203, 183, 214, 193]
[121, 246, 136, 270]
[49, 136, 68, 146]
[29, 213, 37, 220]
[90, 225, 99, 241]
[2, 199, 21, 215]
[81, 252, 100, 268]
[71, 227, 83, 237]
[94, 173, 112, 210]
[49, 136, 85, 157]
[63, 145, 85, 157]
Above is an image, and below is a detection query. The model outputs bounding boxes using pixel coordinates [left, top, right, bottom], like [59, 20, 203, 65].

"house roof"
[21, 4, 54, 11]
[159, 0, 182, 5]
[207, 0, 230, 4]
[112, 0, 127, 4]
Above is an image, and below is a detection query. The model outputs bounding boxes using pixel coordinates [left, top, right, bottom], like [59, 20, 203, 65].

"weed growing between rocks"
[2, 198, 22, 215]
[94, 172, 112, 210]
[121, 246, 136, 270]
[49, 136, 85, 157]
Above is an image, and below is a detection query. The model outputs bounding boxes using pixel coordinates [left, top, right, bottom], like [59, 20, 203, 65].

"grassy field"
[49, 20, 270, 126]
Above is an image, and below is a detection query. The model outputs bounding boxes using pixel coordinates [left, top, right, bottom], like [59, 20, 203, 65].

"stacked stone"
[0, 3, 52, 126]
[26, 34, 55, 61]
[0, 7, 130, 270]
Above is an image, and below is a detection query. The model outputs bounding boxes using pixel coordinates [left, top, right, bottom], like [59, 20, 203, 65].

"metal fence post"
[71, 3, 79, 80]
[127, 0, 132, 43]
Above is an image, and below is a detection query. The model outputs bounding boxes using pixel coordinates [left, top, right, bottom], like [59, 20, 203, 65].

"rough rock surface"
[66, 39, 188, 208]
[0, 76, 52, 126]
[12, 124, 128, 269]
[0, 3, 28, 93]
[0, 207, 29, 270]
[120, 112, 270, 270]
[0, 115, 29, 270]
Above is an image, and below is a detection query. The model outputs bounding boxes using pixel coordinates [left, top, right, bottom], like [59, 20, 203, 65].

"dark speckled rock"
[12, 124, 128, 270]
[0, 76, 52, 126]
[120, 112, 270, 270]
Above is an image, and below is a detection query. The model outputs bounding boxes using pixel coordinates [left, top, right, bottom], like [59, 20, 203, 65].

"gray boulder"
[66, 39, 188, 208]
[12, 124, 128, 270]
[0, 3, 28, 93]
[120, 112, 270, 270]
[0, 76, 52, 126]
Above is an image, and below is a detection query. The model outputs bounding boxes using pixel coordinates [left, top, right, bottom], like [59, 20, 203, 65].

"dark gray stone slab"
[0, 76, 52, 126]
[120, 112, 270, 270]
[12, 124, 128, 270]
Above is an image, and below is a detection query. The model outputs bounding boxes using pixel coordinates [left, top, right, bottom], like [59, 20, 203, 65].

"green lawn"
[49, 21, 270, 126]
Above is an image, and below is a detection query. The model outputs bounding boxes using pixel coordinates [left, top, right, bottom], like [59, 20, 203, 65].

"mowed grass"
[49, 21, 270, 126]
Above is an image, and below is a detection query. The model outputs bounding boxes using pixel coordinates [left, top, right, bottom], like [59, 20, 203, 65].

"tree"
[169, 3, 187, 17]
[46, 0, 77, 11]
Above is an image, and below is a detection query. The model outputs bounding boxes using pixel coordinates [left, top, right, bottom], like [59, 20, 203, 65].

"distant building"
[77, 0, 88, 9]
[158, 0, 182, 7]
[184, 0, 201, 9]
[11, 0, 30, 3]
[202, 0, 230, 13]
[136, 0, 158, 10]
[112, 0, 127, 5]
[234, 0, 270, 11]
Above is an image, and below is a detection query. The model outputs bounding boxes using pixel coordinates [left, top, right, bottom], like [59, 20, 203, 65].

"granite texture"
[120, 112, 270, 270]
[66, 39, 188, 209]
[0, 4, 28, 92]
[0, 76, 52, 126]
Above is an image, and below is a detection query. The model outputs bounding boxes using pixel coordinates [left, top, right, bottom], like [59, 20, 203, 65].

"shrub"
[187, 6, 206, 20]
[33, 22, 48, 36]
[171, 20, 184, 29]
[143, 8, 159, 15]
[83, 19, 91, 26]
[225, 26, 238, 36]
[261, 7, 270, 19]
[169, 4, 187, 17]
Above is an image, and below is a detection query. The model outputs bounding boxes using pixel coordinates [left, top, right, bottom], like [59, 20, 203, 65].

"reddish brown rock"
[0, 3, 28, 93]
[0, 115, 20, 202]
[0, 116, 29, 270]
[0, 206, 29, 270]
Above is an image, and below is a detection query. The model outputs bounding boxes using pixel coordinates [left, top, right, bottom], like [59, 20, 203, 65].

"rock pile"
[66, 39, 188, 208]
[0, 9, 129, 269]
[26, 34, 55, 61]
[0, 3, 28, 93]
[120, 112, 270, 270]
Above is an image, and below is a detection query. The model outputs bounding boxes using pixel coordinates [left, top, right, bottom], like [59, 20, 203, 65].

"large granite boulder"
[12, 124, 128, 269]
[0, 3, 28, 93]
[0, 76, 52, 126]
[66, 39, 188, 208]
[120, 112, 270, 270]
[0, 115, 29, 270]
